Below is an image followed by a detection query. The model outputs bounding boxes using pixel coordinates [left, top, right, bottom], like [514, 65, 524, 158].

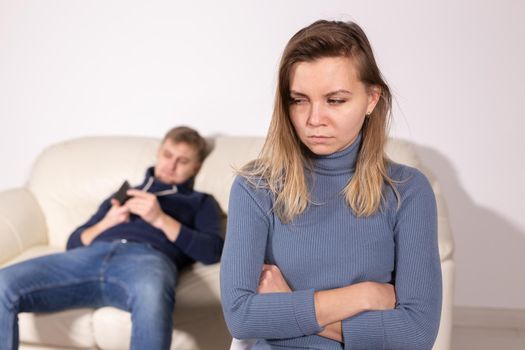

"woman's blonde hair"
[241, 20, 395, 222]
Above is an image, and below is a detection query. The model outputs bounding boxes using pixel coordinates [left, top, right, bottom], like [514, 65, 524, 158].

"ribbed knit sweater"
[220, 136, 442, 350]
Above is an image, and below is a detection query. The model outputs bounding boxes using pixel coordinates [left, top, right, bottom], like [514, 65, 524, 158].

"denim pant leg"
[103, 242, 178, 350]
[0, 242, 114, 350]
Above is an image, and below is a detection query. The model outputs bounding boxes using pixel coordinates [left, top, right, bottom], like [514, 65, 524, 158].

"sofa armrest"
[0, 188, 48, 265]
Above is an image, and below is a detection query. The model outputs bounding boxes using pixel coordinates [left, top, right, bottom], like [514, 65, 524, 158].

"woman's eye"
[328, 98, 346, 105]
[290, 97, 306, 105]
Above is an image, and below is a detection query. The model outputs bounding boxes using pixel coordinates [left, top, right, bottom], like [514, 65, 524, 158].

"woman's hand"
[358, 281, 396, 311]
[318, 322, 343, 343]
[314, 281, 396, 327]
[257, 264, 292, 294]
[255, 264, 395, 343]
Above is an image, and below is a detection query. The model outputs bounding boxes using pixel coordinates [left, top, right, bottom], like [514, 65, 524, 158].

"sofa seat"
[8, 245, 222, 350]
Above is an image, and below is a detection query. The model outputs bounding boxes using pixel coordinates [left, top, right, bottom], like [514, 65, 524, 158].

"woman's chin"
[305, 143, 338, 156]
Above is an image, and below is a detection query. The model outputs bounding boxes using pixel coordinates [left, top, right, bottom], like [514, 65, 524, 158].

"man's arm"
[125, 189, 224, 264]
[80, 199, 130, 245]
[66, 197, 129, 249]
[124, 189, 181, 239]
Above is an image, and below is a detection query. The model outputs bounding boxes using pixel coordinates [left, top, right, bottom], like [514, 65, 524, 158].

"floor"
[452, 326, 525, 349]
[15, 307, 525, 349]
[451, 307, 525, 350]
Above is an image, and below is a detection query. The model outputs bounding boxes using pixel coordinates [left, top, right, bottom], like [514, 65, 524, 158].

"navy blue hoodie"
[67, 167, 224, 268]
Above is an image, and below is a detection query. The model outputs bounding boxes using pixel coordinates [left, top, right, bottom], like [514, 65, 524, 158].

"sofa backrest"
[193, 136, 265, 212]
[28, 137, 160, 248]
[26, 135, 452, 262]
[27, 136, 265, 248]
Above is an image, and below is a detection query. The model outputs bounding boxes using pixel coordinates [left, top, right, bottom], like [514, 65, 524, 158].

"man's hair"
[162, 126, 209, 163]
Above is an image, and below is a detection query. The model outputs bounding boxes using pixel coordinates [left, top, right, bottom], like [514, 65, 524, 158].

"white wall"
[1, 0, 524, 310]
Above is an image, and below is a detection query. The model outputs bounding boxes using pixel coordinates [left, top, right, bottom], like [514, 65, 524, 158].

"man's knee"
[127, 269, 176, 311]
[0, 268, 18, 310]
[134, 273, 175, 299]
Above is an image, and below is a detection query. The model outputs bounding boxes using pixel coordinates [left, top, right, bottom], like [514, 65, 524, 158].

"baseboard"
[454, 306, 525, 330]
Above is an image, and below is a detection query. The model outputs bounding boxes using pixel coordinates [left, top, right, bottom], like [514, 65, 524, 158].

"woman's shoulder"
[234, 158, 273, 191]
[228, 175, 275, 221]
[387, 161, 434, 197]
[231, 173, 274, 211]
[386, 162, 438, 230]
[232, 173, 272, 197]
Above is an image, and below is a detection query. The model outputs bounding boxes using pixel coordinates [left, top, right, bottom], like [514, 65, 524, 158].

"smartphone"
[113, 180, 131, 204]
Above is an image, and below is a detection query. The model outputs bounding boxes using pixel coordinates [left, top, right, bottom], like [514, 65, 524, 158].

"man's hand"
[102, 199, 130, 227]
[257, 264, 292, 294]
[125, 189, 165, 227]
[125, 189, 182, 241]
[80, 199, 129, 245]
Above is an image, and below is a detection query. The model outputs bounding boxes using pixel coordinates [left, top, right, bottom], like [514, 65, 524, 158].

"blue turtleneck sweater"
[220, 136, 442, 350]
[66, 167, 224, 268]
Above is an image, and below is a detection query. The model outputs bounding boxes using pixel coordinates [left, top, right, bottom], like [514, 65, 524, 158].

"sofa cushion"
[1, 245, 96, 348]
[92, 307, 197, 350]
[3, 245, 226, 349]
[0, 189, 47, 264]
[28, 137, 159, 248]
[194, 136, 265, 212]
[19, 309, 95, 348]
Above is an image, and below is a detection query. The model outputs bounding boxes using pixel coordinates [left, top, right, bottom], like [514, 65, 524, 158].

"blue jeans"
[0, 241, 178, 350]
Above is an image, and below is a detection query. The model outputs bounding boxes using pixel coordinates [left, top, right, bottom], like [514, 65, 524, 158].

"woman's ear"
[367, 85, 381, 114]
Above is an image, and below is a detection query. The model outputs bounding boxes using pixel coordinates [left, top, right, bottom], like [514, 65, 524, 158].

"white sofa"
[0, 135, 454, 350]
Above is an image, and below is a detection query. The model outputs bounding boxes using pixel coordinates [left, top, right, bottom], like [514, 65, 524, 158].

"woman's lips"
[307, 135, 332, 143]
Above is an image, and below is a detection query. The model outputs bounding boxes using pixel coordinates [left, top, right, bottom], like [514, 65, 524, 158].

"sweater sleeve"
[220, 176, 323, 340]
[173, 195, 224, 264]
[66, 197, 112, 250]
[342, 169, 442, 350]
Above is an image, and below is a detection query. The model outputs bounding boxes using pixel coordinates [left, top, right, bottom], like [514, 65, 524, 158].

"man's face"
[154, 140, 201, 185]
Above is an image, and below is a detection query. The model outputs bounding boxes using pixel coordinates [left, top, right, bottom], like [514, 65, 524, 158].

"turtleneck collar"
[141, 166, 194, 195]
[309, 133, 362, 175]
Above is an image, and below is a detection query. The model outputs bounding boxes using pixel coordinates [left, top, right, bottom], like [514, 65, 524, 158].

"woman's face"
[288, 56, 380, 156]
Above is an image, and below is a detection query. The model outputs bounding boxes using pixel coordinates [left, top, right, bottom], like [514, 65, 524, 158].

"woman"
[220, 20, 441, 350]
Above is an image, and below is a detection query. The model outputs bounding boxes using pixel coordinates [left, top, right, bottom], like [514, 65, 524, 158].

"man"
[0, 126, 224, 350]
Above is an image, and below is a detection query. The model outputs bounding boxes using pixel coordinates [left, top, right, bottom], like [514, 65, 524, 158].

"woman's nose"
[307, 103, 326, 126]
